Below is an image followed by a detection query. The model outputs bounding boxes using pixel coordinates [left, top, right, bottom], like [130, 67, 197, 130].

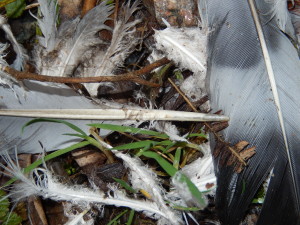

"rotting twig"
[168, 78, 247, 167]
[0, 58, 171, 87]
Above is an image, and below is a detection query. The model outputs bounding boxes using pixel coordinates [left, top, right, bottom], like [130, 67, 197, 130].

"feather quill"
[83, 0, 142, 96]
[198, 0, 300, 224]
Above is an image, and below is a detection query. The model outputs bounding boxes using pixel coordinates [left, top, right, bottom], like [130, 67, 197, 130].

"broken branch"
[0, 58, 170, 87]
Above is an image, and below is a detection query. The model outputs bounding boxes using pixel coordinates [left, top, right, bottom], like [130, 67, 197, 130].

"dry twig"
[0, 58, 170, 87]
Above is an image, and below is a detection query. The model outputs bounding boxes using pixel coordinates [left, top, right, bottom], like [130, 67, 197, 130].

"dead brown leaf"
[214, 140, 256, 173]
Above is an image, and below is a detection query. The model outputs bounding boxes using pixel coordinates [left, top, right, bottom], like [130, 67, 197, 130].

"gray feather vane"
[198, 0, 300, 224]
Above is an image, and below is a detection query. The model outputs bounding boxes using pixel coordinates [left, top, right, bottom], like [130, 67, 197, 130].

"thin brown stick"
[1, 58, 170, 87]
[168, 78, 246, 166]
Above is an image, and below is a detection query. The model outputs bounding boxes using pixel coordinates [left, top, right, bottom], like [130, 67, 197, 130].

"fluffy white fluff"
[31, 0, 58, 52]
[0, 43, 21, 92]
[153, 25, 208, 101]
[180, 143, 216, 193]
[0, 152, 171, 220]
[83, 0, 142, 96]
[154, 25, 207, 74]
[34, 0, 113, 77]
[0, 15, 28, 71]
[167, 143, 215, 208]
[112, 152, 183, 224]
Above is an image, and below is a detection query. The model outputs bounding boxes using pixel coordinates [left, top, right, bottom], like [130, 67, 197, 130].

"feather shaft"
[248, 0, 299, 207]
[8, 168, 167, 218]
[0, 109, 229, 122]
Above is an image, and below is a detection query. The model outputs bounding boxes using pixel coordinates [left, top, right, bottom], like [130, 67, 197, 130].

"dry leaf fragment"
[214, 140, 256, 173]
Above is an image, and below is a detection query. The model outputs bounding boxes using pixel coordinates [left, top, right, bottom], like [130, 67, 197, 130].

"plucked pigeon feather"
[153, 25, 208, 101]
[0, 80, 113, 154]
[35, 0, 113, 77]
[0, 15, 28, 71]
[198, 0, 300, 224]
[0, 43, 19, 88]
[30, 0, 58, 52]
[83, 0, 142, 96]
[0, 152, 171, 220]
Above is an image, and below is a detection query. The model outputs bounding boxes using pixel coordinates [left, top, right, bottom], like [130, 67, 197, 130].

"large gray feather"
[0, 81, 112, 154]
[198, 0, 300, 224]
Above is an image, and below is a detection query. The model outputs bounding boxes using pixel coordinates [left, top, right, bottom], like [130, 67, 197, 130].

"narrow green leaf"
[187, 133, 207, 138]
[174, 172, 207, 208]
[88, 124, 169, 139]
[22, 118, 87, 136]
[113, 178, 137, 193]
[163, 142, 177, 153]
[63, 133, 88, 139]
[107, 210, 128, 225]
[141, 151, 177, 176]
[5, 0, 25, 18]
[113, 140, 156, 151]
[173, 148, 182, 169]
[167, 201, 200, 211]
[125, 209, 135, 225]
[174, 70, 184, 81]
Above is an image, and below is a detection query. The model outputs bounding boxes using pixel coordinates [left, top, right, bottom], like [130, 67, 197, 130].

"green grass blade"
[141, 151, 177, 176]
[113, 178, 137, 193]
[174, 172, 207, 208]
[22, 118, 87, 136]
[107, 210, 128, 225]
[63, 133, 88, 139]
[187, 133, 207, 138]
[173, 148, 182, 169]
[166, 200, 200, 211]
[125, 209, 135, 225]
[113, 140, 156, 151]
[88, 124, 169, 139]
